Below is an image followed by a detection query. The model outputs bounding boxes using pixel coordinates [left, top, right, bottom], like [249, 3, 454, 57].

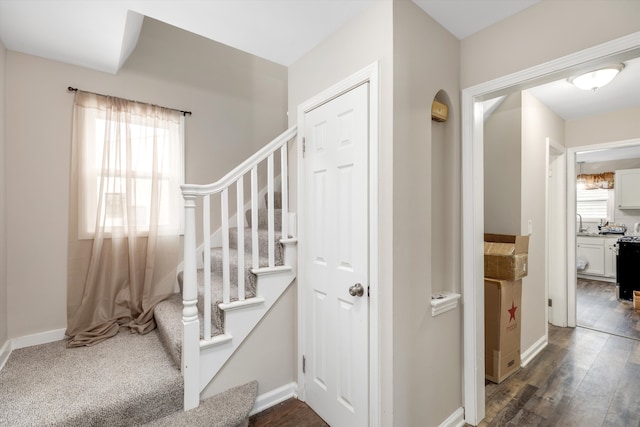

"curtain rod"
[67, 87, 192, 116]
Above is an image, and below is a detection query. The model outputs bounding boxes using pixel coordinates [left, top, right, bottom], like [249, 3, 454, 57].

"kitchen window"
[576, 188, 612, 221]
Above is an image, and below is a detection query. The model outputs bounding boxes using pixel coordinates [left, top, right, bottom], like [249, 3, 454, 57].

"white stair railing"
[180, 126, 296, 410]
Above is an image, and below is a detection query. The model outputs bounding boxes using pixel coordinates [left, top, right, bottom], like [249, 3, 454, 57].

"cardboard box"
[485, 278, 522, 383]
[634, 291, 640, 311]
[484, 233, 530, 281]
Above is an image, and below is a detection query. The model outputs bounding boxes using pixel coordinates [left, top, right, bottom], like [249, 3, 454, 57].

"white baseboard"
[441, 407, 465, 427]
[250, 381, 298, 416]
[0, 339, 11, 371]
[11, 328, 66, 350]
[521, 334, 548, 368]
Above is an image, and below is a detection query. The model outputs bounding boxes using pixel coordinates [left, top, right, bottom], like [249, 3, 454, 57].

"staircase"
[0, 127, 298, 426]
[156, 126, 298, 410]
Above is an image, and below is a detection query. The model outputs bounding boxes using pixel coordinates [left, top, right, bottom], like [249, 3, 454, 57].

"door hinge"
[302, 355, 306, 374]
[548, 298, 553, 307]
[368, 286, 370, 298]
[302, 137, 306, 158]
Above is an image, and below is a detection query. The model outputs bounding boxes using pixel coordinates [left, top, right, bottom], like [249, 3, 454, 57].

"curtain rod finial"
[68, 86, 78, 92]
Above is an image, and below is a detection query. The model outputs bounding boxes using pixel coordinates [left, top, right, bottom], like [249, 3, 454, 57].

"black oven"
[617, 236, 640, 301]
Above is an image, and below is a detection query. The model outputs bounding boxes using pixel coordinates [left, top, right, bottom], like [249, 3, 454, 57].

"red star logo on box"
[508, 301, 518, 322]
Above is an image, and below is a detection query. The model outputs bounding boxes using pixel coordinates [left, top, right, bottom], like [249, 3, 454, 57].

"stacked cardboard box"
[484, 234, 529, 383]
[484, 233, 529, 281]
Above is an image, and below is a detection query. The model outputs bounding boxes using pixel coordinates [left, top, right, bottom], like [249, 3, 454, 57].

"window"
[576, 188, 612, 221]
[76, 97, 184, 238]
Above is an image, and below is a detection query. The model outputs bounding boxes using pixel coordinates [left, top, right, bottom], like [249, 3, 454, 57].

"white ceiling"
[526, 57, 640, 121]
[412, 0, 541, 39]
[577, 145, 640, 164]
[0, 0, 638, 121]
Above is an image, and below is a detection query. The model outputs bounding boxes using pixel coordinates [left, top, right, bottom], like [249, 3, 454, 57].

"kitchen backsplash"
[581, 209, 640, 235]
[614, 208, 640, 234]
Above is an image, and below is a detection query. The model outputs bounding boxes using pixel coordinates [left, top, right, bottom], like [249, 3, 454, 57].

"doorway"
[568, 140, 640, 341]
[462, 34, 640, 425]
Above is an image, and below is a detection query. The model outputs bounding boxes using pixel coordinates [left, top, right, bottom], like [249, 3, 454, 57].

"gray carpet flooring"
[0, 328, 259, 426]
[145, 381, 257, 427]
[0, 328, 182, 426]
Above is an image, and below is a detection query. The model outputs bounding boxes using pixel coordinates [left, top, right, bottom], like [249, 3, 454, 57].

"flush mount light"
[568, 64, 625, 91]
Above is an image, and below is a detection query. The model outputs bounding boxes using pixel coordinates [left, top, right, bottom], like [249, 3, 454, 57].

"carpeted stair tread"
[144, 380, 258, 427]
[228, 227, 284, 264]
[245, 208, 283, 232]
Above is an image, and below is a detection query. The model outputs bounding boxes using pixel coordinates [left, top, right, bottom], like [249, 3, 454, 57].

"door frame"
[547, 138, 567, 328]
[462, 32, 640, 425]
[566, 137, 640, 327]
[296, 62, 380, 426]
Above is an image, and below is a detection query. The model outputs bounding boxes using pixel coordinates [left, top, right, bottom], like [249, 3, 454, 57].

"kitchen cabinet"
[577, 237, 605, 276]
[615, 169, 640, 209]
[604, 238, 618, 278]
[577, 236, 620, 279]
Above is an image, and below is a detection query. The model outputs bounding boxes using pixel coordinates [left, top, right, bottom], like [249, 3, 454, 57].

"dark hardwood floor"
[249, 398, 329, 427]
[478, 281, 640, 426]
[577, 278, 640, 340]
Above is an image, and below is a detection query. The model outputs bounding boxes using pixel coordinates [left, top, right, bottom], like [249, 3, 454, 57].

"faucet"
[577, 214, 588, 233]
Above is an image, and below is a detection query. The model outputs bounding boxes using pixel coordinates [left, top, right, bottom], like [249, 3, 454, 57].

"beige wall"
[461, 0, 640, 88]
[392, 1, 462, 425]
[566, 106, 640, 148]
[483, 89, 566, 359]
[288, 1, 395, 423]
[290, 2, 462, 423]
[520, 91, 565, 351]
[484, 93, 522, 235]
[5, 19, 292, 394]
[0, 39, 7, 349]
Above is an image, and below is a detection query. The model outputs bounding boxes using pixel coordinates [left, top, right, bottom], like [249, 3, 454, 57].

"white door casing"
[546, 138, 567, 327]
[301, 82, 369, 427]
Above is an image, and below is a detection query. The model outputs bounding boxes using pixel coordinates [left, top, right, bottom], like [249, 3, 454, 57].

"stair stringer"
[196, 239, 297, 394]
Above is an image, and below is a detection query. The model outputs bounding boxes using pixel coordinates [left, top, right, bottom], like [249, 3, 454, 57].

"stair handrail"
[181, 126, 297, 197]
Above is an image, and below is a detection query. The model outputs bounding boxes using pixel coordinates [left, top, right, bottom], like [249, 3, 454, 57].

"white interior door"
[302, 82, 369, 427]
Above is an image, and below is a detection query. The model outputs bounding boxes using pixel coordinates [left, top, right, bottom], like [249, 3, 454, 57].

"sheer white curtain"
[66, 91, 182, 347]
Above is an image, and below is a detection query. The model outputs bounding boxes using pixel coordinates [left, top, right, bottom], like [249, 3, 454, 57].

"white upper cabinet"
[615, 169, 640, 209]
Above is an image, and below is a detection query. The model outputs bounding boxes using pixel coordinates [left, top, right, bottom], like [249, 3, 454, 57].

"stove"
[617, 236, 640, 300]
[618, 236, 640, 243]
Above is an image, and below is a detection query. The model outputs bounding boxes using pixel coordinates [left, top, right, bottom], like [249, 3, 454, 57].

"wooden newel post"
[182, 194, 200, 410]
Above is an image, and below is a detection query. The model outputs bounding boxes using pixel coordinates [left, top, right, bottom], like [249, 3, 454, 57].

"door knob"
[349, 283, 365, 297]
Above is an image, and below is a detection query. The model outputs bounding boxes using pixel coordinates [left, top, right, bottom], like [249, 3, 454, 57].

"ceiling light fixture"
[568, 64, 625, 91]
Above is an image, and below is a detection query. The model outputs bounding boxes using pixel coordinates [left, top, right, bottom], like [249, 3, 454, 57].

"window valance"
[577, 172, 615, 190]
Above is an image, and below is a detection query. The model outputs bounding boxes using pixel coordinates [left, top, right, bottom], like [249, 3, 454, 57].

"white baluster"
[182, 194, 200, 410]
[280, 144, 288, 239]
[236, 177, 245, 301]
[202, 194, 211, 340]
[267, 154, 275, 268]
[251, 167, 259, 270]
[221, 189, 230, 304]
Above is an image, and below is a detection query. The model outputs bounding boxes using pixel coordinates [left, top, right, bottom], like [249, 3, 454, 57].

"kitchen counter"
[577, 233, 626, 238]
